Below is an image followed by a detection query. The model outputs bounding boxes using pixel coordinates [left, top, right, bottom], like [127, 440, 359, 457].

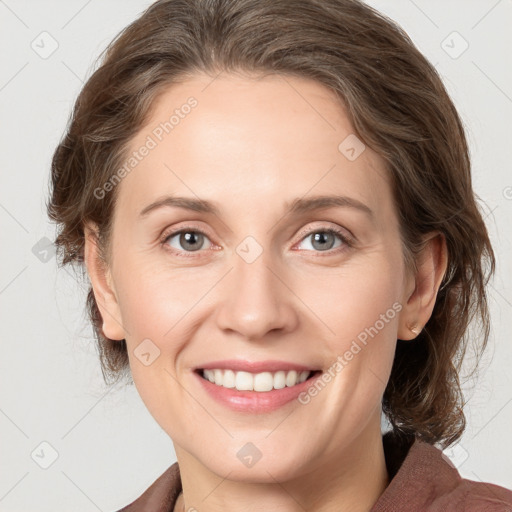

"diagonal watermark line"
[163, 368, 234, 438]
[0, 408, 29, 439]
[94, 295, 131, 336]
[281, 75, 336, 130]
[163, 267, 234, 337]
[200, 469, 234, 503]
[61, 60, 84, 83]
[0, 202, 29, 233]
[470, 470, 511, 502]
[61, 0, 93, 29]
[200, 69, 224, 93]
[0, 472, 29, 503]
[472, 61, 512, 105]
[265, 265, 336, 335]
[0, 62, 29, 92]
[471, 0, 502, 30]
[61, 471, 104, 511]
[471, 396, 512, 439]
[264, 407, 297, 438]
[407, 0, 439, 29]
[0, 266, 28, 295]
[60, 381, 122, 439]
[367, 366, 386, 385]
[265, 470, 308, 511]
[266, 163, 337, 235]
[481, 204, 498, 222]
[163, 163, 233, 235]
[0, 0, 29, 28]
[490, 283, 512, 309]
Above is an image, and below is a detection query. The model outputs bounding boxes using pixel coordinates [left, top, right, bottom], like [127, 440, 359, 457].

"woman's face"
[88, 72, 418, 481]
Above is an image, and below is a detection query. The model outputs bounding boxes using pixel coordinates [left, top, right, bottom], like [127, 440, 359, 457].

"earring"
[408, 323, 421, 335]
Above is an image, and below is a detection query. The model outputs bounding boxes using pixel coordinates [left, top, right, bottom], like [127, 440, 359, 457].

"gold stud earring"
[408, 323, 421, 335]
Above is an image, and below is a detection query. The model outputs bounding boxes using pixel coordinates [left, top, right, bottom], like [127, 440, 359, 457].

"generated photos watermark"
[94, 96, 198, 200]
[297, 301, 403, 405]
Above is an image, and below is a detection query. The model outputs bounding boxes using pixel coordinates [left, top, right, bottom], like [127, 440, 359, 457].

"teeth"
[202, 369, 312, 392]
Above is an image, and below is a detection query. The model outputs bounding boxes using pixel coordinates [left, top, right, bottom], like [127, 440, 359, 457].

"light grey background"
[0, 0, 511, 510]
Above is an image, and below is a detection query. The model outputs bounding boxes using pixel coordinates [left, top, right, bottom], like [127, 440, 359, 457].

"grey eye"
[298, 230, 344, 252]
[166, 231, 209, 252]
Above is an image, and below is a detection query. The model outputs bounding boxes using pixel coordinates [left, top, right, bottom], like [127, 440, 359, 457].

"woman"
[46, 0, 512, 510]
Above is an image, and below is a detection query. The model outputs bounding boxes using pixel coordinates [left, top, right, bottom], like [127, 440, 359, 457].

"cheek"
[306, 255, 402, 392]
[113, 258, 209, 384]
[117, 265, 186, 427]
[300, 255, 402, 338]
[113, 255, 194, 337]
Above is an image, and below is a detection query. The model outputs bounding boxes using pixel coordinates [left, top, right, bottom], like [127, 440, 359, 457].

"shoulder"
[438, 477, 512, 511]
[373, 434, 512, 512]
[113, 462, 181, 512]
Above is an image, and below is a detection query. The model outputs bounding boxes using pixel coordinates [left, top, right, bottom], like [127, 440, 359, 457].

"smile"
[194, 367, 323, 413]
[199, 369, 316, 392]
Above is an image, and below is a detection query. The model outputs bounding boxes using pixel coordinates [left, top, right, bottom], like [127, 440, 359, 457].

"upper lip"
[195, 360, 320, 373]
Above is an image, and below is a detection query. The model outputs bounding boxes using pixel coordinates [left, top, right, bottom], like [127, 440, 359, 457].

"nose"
[214, 250, 299, 342]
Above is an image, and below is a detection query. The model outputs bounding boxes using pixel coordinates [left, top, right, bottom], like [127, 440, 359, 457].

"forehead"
[114, 72, 393, 225]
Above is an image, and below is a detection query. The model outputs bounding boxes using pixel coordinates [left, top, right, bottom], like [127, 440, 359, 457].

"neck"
[174, 417, 390, 512]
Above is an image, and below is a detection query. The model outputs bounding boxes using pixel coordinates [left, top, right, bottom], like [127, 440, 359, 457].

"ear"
[83, 223, 125, 341]
[397, 232, 448, 340]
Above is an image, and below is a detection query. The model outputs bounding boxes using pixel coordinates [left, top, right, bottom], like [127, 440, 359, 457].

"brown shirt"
[116, 433, 512, 511]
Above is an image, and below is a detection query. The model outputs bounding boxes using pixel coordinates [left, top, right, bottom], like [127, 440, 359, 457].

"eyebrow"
[138, 194, 374, 219]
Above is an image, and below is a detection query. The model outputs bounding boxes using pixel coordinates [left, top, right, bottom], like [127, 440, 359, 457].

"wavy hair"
[46, 0, 495, 450]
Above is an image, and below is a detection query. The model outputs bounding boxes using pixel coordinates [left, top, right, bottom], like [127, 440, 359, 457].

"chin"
[199, 444, 313, 484]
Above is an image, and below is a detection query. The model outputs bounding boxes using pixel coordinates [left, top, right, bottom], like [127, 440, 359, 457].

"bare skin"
[84, 72, 447, 512]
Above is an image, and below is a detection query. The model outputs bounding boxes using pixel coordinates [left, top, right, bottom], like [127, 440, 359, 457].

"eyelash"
[160, 225, 354, 258]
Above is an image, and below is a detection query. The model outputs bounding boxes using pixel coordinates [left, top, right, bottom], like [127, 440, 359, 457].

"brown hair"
[46, 0, 495, 450]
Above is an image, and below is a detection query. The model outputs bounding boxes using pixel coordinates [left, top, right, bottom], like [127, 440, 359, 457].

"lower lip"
[194, 370, 322, 413]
